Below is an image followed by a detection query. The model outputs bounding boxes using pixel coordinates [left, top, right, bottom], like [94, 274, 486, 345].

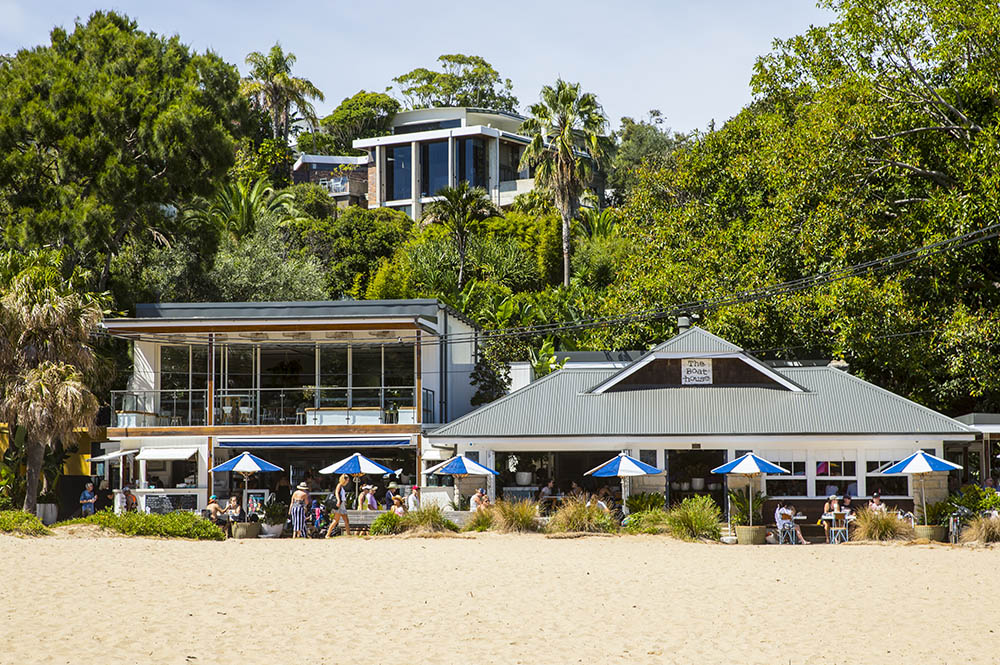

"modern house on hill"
[427, 326, 976, 512]
[291, 154, 369, 207]
[95, 300, 479, 513]
[353, 107, 535, 217]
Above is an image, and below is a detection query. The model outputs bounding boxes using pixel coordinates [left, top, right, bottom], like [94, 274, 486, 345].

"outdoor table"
[821, 512, 855, 543]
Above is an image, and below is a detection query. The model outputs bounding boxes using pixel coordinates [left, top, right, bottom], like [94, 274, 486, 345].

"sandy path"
[1, 533, 998, 665]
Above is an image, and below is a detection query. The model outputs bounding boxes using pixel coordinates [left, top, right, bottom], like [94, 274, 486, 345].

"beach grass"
[370, 510, 403, 535]
[664, 495, 722, 541]
[492, 500, 541, 533]
[960, 515, 1000, 543]
[399, 505, 459, 533]
[57, 509, 224, 540]
[851, 508, 914, 542]
[546, 498, 617, 534]
[0, 510, 51, 536]
[463, 506, 496, 532]
[623, 509, 670, 534]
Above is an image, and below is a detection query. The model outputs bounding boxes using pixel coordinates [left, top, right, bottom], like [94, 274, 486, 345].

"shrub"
[949, 484, 1000, 515]
[399, 505, 459, 533]
[464, 507, 496, 532]
[492, 500, 541, 533]
[623, 509, 670, 535]
[665, 495, 722, 541]
[960, 516, 1000, 543]
[851, 508, 914, 541]
[919, 500, 951, 526]
[0, 510, 51, 536]
[625, 492, 665, 514]
[59, 509, 224, 540]
[727, 488, 767, 526]
[448, 493, 471, 511]
[546, 498, 617, 534]
[370, 511, 403, 536]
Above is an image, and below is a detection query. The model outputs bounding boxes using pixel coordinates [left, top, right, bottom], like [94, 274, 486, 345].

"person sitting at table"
[822, 494, 841, 541]
[223, 495, 246, 523]
[538, 479, 555, 502]
[205, 495, 225, 523]
[586, 493, 610, 514]
[841, 494, 855, 515]
[778, 503, 810, 545]
[868, 491, 887, 512]
[569, 481, 583, 498]
[122, 486, 138, 513]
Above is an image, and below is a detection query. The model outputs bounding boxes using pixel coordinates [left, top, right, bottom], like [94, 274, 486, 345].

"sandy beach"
[2, 531, 998, 665]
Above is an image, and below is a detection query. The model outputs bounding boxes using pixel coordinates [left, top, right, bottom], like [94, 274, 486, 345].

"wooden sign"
[681, 358, 713, 385]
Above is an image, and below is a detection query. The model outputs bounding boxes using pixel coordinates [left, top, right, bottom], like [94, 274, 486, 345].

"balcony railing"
[111, 386, 425, 427]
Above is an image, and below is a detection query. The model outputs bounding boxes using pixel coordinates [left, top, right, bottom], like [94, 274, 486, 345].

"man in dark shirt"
[384, 482, 399, 510]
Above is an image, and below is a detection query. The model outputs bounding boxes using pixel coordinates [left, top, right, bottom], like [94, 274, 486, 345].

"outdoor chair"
[239, 406, 252, 424]
[829, 511, 849, 544]
[777, 522, 797, 544]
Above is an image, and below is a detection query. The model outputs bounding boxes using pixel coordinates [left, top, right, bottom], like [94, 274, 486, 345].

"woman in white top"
[869, 492, 887, 512]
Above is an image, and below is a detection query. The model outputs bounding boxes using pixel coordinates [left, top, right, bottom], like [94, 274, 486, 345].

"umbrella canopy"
[211, 451, 283, 474]
[882, 450, 962, 526]
[883, 451, 962, 475]
[711, 453, 789, 529]
[711, 453, 790, 476]
[585, 452, 663, 477]
[319, 452, 393, 476]
[427, 455, 499, 476]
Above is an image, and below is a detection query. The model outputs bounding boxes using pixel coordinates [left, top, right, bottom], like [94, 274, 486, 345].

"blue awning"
[216, 438, 413, 448]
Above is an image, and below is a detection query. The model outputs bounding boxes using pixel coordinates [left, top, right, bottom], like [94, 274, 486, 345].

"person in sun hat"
[288, 482, 310, 538]
[384, 481, 399, 510]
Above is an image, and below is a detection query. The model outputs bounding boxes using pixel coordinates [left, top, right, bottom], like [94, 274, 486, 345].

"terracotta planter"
[735, 525, 767, 545]
[230, 522, 261, 539]
[914, 525, 946, 542]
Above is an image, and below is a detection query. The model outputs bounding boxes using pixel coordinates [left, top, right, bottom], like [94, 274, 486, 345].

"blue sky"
[0, 0, 833, 133]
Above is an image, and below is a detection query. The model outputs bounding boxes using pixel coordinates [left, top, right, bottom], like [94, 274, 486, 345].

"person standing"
[326, 474, 351, 537]
[406, 485, 420, 512]
[384, 482, 399, 510]
[288, 482, 310, 539]
[79, 482, 97, 517]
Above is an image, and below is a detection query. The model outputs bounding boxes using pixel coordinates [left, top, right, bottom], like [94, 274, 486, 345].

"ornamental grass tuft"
[492, 500, 541, 533]
[851, 508, 914, 542]
[58, 509, 224, 540]
[370, 511, 403, 535]
[399, 505, 459, 533]
[546, 498, 617, 534]
[960, 515, 1000, 543]
[0, 510, 51, 536]
[623, 509, 670, 535]
[664, 495, 722, 541]
[463, 506, 496, 532]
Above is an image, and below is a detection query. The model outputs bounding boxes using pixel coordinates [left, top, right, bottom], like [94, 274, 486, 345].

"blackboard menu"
[145, 493, 199, 514]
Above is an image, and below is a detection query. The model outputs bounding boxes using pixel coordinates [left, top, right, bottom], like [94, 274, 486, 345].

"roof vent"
[677, 316, 691, 332]
[828, 359, 850, 373]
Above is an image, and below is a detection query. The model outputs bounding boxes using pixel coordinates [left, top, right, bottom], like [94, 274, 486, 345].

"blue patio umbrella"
[882, 451, 962, 525]
[319, 453, 395, 503]
[211, 451, 284, 509]
[585, 452, 664, 515]
[712, 453, 790, 528]
[427, 455, 500, 507]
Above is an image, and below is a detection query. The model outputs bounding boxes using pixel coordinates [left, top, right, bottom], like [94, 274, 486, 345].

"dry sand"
[2, 532, 999, 665]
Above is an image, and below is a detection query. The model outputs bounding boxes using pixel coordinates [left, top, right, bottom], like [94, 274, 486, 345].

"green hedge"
[0, 510, 51, 536]
[59, 509, 224, 540]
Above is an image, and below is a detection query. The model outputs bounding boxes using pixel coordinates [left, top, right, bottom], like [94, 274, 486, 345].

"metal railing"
[112, 386, 420, 427]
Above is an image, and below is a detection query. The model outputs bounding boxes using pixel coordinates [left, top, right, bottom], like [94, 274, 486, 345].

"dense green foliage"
[852, 508, 914, 541]
[399, 505, 460, 533]
[370, 510, 403, 536]
[624, 492, 666, 514]
[59, 509, 225, 540]
[298, 90, 400, 156]
[0, 510, 51, 536]
[623, 509, 671, 535]
[394, 54, 518, 113]
[664, 495, 722, 540]
[727, 489, 768, 527]
[948, 484, 1000, 515]
[463, 507, 497, 532]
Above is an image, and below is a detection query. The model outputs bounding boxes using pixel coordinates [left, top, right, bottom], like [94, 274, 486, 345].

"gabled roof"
[586, 327, 806, 394]
[429, 365, 973, 438]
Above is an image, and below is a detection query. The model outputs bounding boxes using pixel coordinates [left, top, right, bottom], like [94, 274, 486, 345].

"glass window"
[191, 346, 209, 390]
[866, 458, 910, 496]
[385, 145, 412, 200]
[639, 450, 657, 467]
[320, 346, 349, 387]
[420, 141, 449, 196]
[160, 346, 189, 391]
[260, 346, 315, 390]
[764, 458, 807, 497]
[226, 347, 255, 390]
[499, 141, 524, 181]
[352, 346, 382, 388]
[383, 344, 414, 387]
[456, 137, 487, 189]
[815, 454, 858, 497]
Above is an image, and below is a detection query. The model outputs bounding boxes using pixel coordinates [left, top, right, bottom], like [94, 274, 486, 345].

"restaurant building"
[96, 299, 479, 512]
[426, 327, 976, 512]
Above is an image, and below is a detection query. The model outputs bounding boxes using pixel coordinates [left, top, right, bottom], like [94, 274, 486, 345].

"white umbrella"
[584, 452, 664, 515]
[711, 453, 789, 528]
[882, 451, 962, 525]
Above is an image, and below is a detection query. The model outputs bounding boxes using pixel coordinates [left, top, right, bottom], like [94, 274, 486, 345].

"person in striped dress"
[289, 482, 310, 538]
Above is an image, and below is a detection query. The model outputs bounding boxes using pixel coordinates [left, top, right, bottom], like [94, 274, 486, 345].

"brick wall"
[367, 161, 378, 207]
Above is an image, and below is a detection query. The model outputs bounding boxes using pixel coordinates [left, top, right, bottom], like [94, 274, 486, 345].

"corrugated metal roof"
[430, 366, 972, 438]
[650, 327, 744, 354]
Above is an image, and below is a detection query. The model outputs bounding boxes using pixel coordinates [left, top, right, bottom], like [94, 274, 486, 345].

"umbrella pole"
[749, 476, 752, 528]
[921, 474, 927, 526]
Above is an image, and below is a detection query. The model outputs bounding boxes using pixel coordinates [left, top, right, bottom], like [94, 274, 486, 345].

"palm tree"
[421, 182, 500, 290]
[0, 274, 102, 514]
[519, 79, 608, 286]
[242, 44, 325, 146]
[188, 177, 303, 242]
[578, 207, 618, 239]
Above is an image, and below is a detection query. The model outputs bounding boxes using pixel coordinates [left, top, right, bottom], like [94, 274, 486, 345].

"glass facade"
[499, 141, 525, 181]
[420, 140, 449, 196]
[456, 137, 487, 188]
[385, 145, 412, 201]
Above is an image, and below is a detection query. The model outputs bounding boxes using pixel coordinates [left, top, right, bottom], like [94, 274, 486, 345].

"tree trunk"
[21, 440, 45, 515]
[561, 208, 572, 288]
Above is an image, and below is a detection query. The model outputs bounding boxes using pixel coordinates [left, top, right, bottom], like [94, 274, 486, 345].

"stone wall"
[912, 471, 949, 518]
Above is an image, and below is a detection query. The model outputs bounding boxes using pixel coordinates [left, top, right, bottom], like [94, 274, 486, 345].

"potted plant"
[260, 497, 287, 537]
[690, 464, 706, 492]
[729, 487, 768, 545]
[915, 499, 949, 542]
